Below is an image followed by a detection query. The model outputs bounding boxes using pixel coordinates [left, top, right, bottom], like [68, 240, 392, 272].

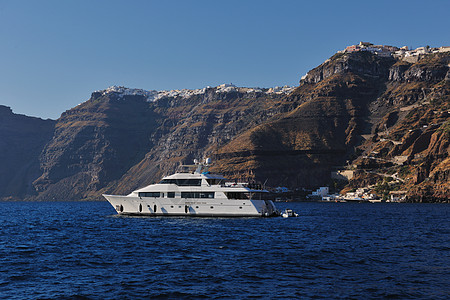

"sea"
[0, 201, 448, 299]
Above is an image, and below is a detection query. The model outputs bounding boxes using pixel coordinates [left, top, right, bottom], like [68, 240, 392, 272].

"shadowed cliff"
[0, 106, 55, 199]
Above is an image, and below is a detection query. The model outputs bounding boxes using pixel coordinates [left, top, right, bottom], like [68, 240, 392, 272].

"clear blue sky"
[1, 0, 449, 119]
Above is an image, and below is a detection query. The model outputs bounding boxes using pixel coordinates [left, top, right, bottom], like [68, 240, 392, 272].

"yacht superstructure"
[103, 159, 278, 217]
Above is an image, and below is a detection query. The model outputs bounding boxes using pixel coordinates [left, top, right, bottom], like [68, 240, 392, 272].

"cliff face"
[18, 86, 288, 200]
[0, 106, 55, 199]
[209, 52, 396, 188]
[32, 92, 158, 200]
[0, 50, 448, 202]
[347, 52, 449, 201]
[302, 51, 394, 84]
[105, 88, 288, 195]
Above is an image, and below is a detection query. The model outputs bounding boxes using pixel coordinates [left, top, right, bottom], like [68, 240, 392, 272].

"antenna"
[263, 178, 268, 190]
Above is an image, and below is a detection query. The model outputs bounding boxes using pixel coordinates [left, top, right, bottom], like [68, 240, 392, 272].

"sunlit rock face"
[1, 51, 448, 202]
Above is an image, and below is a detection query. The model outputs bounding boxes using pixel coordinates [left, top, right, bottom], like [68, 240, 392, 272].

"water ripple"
[0, 202, 448, 299]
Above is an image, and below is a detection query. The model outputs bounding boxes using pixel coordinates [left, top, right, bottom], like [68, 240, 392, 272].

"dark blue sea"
[0, 201, 449, 299]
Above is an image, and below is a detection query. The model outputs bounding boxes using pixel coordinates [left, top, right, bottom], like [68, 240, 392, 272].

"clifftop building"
[344, 42, 399, 57]
[342, 42, 449, 61]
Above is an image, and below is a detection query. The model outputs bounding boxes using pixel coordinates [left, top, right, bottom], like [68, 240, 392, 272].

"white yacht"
[103, 159, 279, 217]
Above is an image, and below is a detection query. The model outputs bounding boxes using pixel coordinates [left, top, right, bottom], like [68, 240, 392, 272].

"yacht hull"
[103, 194, 278, 217]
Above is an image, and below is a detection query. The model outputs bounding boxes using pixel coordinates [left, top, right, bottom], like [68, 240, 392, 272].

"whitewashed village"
[341, 41, 450, 61]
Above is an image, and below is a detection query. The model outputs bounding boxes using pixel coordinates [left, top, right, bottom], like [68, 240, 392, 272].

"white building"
[312, 187, 329, 198]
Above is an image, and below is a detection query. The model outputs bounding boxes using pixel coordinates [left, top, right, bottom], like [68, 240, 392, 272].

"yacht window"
[181, 192, 215, 199]
[225, 192, 249, 200]
[200, 192, 214, 198]
[139, 192, 160, 198]
[159, 179, 201, 186]
[206, 179, 223, 185]
[225, 192, 269, 200]
[167, 192, 175, 198]
[181, 179, 201, 186]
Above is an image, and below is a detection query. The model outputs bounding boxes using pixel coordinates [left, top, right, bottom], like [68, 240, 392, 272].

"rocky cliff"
[32, 92, 159, 201]
[0, 50, 448, 202]
[346, 52, 449, 202]
[0, 106, 55, 199]
[211, 52, 397, 188]
[101, 86, 290, 196]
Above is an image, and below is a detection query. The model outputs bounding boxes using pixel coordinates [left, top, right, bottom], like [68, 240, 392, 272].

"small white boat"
[103, 158, 278, 217]
[281, 209, 299, 218]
